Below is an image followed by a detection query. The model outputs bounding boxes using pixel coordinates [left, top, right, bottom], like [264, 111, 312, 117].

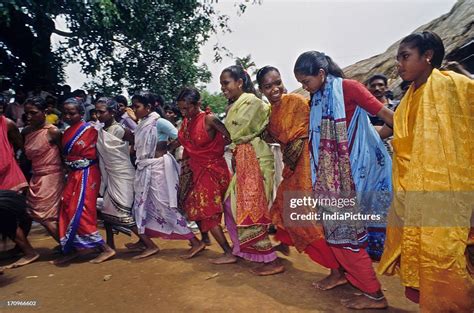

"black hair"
[45, 95, 56, 105]
[114, 95, 128, 106]
[0, 94, 6, 109]
[63, 97, 85, 115]
[400, 31, 445, 68]
[222, 65, 258, 96]
[256, 66, 280, 86]
[176, 87, 201, 106]
[154, 94, 165, 107]
[0, 190, 29, 240]
[294, 51, 345, 78]
[96, 97, 118, 113]
[131, 94, 153, 108]
[72, 89, 86, 98]
[368, 74, 388, 86]
[164, 104, 182, 119]
[24, 97, 47, 111]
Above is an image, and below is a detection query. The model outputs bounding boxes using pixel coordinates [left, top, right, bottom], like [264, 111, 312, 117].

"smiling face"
[24, 103, 46, 127]
[259, 70, 285, 105]
[294, 69, 325, 94]
[62, 103, 82, 125]
[396, 42, 432, 83]
[220, 71, 243, 102]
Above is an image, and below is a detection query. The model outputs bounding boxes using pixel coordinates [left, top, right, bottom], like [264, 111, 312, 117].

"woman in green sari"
[216, 65, 284, 276]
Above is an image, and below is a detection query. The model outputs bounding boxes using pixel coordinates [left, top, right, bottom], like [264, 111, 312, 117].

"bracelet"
[385, 123, 393, 130]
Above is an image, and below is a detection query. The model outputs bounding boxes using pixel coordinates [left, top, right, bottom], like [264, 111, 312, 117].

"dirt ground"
[0, 226, 419, 313]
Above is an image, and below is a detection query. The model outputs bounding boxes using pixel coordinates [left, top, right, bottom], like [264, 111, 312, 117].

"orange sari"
[267, 94, 338, 269]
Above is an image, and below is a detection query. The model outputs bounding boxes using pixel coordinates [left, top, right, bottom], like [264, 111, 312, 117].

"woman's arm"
[7, 118, 23, 151]
[122, 127, 135, 145]
[47, 126, 63, 151]
[207, 114, 232, 145]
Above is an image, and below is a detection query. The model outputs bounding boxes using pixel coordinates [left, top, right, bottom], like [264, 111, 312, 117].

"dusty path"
[0, 227, 418, 313]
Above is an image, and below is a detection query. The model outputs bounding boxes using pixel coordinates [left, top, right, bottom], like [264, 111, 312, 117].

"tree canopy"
[0, 0, 239, 99]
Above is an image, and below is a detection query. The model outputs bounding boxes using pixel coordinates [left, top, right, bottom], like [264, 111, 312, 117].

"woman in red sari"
[52, 98, 115, 265]
[176, 87, 237, 264]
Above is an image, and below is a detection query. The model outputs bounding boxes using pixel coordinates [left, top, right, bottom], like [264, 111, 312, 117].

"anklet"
[363, 293, 385, 301]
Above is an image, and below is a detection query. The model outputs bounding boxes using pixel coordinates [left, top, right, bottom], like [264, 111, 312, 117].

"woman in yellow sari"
[218, 65, 284, 276]
[378, 31, 474, 312]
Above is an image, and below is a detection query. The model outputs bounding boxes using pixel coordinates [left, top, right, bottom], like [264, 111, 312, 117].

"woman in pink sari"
[22, 97, 64, 241]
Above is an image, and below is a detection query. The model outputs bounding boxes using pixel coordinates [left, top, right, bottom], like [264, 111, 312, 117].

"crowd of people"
[0, 31, 472, 312]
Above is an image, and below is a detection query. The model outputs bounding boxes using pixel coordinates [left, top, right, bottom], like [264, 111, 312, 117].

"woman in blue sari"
[294, 51, 393, 309]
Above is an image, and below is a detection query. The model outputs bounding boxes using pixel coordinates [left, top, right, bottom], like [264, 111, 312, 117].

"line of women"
[1, 30, 472, 312]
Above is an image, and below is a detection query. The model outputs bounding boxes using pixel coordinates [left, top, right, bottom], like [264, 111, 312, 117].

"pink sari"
[24, 124, 64, 222]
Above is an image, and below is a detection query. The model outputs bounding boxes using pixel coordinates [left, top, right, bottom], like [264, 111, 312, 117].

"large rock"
[344, 0, 473, 96]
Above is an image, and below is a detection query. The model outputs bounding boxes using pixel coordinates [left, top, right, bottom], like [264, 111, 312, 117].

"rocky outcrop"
[292, 0, 473, 99]
[343, 0, 473, 97]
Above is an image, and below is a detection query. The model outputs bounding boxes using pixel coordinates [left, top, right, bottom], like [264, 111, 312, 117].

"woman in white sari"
[131, 94, 205, 259]
[95, 98, 139, 250]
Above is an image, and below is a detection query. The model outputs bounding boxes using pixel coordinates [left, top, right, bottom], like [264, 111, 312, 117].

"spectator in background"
[366, 74, 399, 126]
[114, 95, 137, 132]
[6, 88, 27, 128]
[152, 93, 166, 118]
[28, 83, 52, 100]
[163, 103, 182, 129]
[366, 74, 398, 155]
[72, 89, 92, 120]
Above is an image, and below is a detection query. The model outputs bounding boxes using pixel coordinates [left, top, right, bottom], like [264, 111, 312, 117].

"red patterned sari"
[178, 111, 230, 232]
[59, 121, 104, 253]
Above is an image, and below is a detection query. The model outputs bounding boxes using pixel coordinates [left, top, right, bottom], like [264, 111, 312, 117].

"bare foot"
[273, 243, 290, 256]
[312, 270, 348, 290]
[209, 253, 237, 264]
[125, 241, 145, 251]
[1, 253, 40, 269]
[132, 247, 160, 260]
[341, 294, 388, 310]
[251, 260, 285, 276]
[181, 241, 206, 259]
[90, 249, 116, 264]
[50, 252, 80, 265]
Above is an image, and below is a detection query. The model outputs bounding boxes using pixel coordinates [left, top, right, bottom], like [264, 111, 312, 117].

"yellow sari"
[378, 69, 474, 312]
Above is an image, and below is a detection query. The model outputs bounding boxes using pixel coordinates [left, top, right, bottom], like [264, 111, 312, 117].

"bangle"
[385, 123, 393, 130]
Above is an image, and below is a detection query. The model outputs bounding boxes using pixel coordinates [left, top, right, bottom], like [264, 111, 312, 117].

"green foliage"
[0, 0, 235, 99]
[200, 89, 227, 114]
